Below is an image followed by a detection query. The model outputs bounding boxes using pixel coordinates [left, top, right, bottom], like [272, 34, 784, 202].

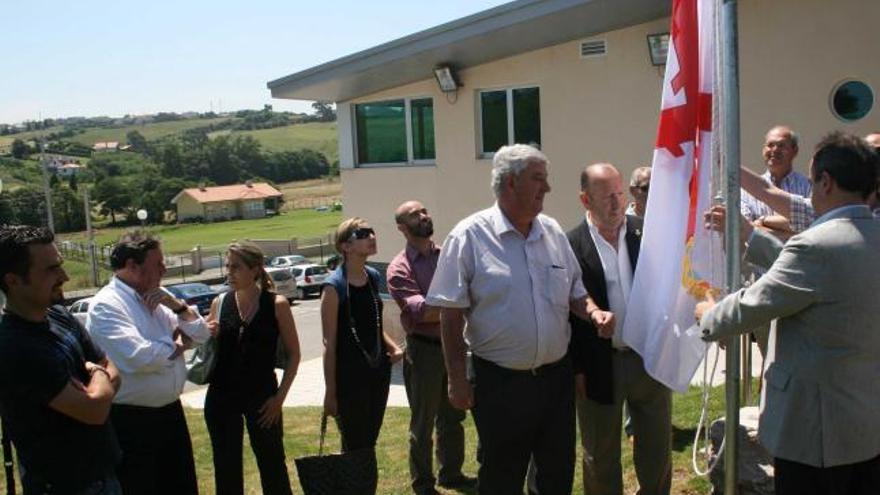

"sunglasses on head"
[348, 227, 375, 241]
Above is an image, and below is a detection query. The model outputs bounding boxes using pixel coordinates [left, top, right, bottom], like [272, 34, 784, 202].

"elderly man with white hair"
[427, 144, 613, 494]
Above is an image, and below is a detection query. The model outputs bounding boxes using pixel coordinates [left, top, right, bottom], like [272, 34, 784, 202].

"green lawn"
[62, 257, 114, 290]
[0, 385, 727, 494]
[59, 209, 342, 255]
[210, 122, 338, 162]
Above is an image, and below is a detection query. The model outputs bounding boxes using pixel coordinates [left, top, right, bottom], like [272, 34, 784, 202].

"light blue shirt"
[741, 169, 812, 221]
[427, 203, 587, 370]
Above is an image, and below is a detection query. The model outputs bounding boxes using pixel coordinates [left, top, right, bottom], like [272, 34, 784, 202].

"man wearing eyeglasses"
[741, 126, 812, 223]
[427, 144, 613, 494]
[697, 132, 880, 495]
[626, 166, 652, 219]
[387, 200, 475, 495]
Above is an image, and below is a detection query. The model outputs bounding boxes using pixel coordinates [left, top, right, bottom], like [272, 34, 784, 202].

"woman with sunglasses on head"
[321, 218, 404, 492]
[204, 242, 301, 495]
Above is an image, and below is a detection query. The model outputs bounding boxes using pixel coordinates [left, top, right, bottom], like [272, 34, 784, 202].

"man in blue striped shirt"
[741, 126, 812, 221]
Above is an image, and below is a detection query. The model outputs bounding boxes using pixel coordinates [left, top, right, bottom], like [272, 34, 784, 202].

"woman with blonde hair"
[204, 241, 301, 495]
[321, 218, 403, 491]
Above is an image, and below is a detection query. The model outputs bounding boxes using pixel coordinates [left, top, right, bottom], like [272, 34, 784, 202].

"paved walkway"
[180, 342, 764, 409]
[181, 358, 410, 408]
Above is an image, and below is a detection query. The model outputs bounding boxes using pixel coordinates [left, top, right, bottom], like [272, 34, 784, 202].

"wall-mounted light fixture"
[646, 32, 670, 66]
[433, 65, 460, 92]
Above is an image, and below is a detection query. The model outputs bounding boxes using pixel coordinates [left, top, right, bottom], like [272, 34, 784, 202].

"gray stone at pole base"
[708, 406, 774, 495]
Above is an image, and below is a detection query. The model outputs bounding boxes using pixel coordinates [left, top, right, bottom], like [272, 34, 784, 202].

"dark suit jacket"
[567, 215, 642, 405]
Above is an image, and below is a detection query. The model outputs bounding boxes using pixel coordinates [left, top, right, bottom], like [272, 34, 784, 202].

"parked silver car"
[290, 264, 329, 299]
[269, 254, 309, 269]
[266, 267, 297, 303]
[68, 297, 93, 326]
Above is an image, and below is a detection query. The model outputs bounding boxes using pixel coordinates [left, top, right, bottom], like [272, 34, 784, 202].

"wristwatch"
[173, 302, 188, 314]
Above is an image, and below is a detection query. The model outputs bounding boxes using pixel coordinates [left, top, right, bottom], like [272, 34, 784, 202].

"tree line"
[1, 129, 335, 232]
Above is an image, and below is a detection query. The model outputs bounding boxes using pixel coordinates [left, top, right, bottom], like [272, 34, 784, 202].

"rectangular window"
[410, 98, 435, 161]
[479, 86, 541, 155]
[354, 97, 435, 166]
[355, 100, 407, 164]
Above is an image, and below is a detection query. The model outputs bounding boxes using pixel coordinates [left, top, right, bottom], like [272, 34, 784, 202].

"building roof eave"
[267, 0, 669, 102]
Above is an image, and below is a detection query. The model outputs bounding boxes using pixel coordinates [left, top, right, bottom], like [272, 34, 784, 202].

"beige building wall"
[175, 194, 205, 222]
[338, 0, 879, 263]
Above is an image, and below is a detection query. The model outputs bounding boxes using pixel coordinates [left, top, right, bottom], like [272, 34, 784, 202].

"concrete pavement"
[180, 295, 764, 408]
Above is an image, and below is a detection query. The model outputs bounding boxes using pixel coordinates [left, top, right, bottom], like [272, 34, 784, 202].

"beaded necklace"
[345, 269, 383, 368]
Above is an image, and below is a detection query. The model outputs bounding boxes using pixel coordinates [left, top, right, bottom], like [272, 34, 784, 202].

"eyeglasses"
[348, 227, 375, 241]
[634, 184, 649, 193]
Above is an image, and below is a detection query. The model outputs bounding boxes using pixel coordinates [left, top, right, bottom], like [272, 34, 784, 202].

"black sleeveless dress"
[212, 290, 279, 406]
[204, 290, 292, 495]
[335, 280, 391, 456]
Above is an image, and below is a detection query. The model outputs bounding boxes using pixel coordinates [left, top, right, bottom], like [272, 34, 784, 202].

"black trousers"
[775, 454, 880, 495]
[110, 400, 198, 495]
[204, 385, 292, 495]
[471, 355, 575, 495]
[336, 362, 391, 452]
[335, 361, 391, 494]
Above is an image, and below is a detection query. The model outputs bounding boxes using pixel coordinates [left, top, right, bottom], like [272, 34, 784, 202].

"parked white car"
[269, 255, 309, 269]
[289, 264, 329, 299]
[266, 267, 298, 303]
[68, 297, 93, 326]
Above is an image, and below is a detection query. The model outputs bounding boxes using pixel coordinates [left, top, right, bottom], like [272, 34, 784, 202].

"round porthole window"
[830, 80, 873, 122]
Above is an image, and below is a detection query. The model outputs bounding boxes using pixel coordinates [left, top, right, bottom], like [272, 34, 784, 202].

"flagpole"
[719, 0, 742, 492]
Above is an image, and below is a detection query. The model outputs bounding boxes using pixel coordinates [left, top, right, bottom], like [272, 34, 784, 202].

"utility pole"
[83, 187, 99, 287]
[40, 142, 55, 233]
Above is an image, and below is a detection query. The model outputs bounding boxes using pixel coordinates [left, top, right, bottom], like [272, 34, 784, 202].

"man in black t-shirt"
[0, 225, 122, 494]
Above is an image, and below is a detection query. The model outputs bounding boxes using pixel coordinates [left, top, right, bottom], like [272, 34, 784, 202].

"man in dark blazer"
[568, 163, 671, 495]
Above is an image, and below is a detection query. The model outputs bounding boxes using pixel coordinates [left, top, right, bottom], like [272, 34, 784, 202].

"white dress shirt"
[426, 204, 588, 370]
[586, 215, 633, 350]
[87, 277, 209, 407]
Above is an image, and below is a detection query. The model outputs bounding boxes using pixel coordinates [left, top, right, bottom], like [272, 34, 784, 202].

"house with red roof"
[170, 181, 283, 222]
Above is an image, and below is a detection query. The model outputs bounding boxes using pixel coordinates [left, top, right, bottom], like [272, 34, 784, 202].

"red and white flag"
[621, 0, 723, 392]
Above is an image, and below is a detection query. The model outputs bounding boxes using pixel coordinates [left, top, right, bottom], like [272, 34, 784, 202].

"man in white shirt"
[567, 163, 671, 495]
[87, 230, 209, 495]
[427, 144, 613, 494]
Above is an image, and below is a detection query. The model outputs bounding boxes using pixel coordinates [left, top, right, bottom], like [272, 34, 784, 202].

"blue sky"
[0, 0, 508, 124]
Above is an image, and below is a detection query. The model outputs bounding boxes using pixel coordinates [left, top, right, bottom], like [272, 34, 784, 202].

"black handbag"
[294, 414, 377, 495]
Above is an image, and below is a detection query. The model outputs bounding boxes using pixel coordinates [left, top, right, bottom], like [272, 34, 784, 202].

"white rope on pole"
[692, 342, 724, 476]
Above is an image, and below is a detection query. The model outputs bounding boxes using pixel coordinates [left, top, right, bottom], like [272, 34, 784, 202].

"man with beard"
[0, 225, 123, 494]
[387, 201, 475, 494]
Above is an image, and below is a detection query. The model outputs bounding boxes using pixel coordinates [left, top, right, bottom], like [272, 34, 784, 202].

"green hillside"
[68, 117, 234, 145]
[211, 122, 338, 162]
[2, 119, 338, 162]
[0, 118, 233, 148]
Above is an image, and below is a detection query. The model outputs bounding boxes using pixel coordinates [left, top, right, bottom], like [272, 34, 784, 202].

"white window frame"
[476, 85, 541, 159]
[353, 96, 436, 168]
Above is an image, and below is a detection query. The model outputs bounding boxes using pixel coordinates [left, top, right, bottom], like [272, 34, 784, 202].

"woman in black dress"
[321, 218, 404, 491]
[204, 242, 301, 495]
